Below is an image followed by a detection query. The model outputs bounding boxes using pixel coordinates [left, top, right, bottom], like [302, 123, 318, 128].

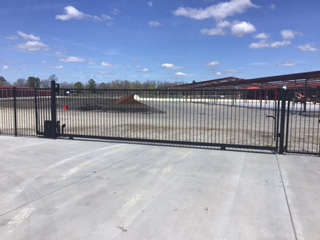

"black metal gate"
[35, 81, 282, 152]
[2, 81, 313, 154]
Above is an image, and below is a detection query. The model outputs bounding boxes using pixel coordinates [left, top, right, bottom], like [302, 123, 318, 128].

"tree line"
[0, 75, 185, 89]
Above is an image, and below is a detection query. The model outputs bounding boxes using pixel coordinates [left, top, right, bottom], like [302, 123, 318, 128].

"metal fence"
[1, 82, 320, 155]
[0, 88, 49, 136]
[284, 88, 320, 154]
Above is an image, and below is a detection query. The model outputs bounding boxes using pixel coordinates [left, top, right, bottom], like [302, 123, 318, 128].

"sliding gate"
[3, 82, 319, 154]
[36, 81, 281, 152]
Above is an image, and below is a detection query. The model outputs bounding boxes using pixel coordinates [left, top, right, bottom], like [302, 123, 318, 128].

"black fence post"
[34, 88, 39, 134]
[51, 80, 57, 132]
[44, 80, 60, 139]
[13, 87, 18, 137]
[279, 87, 287, 154]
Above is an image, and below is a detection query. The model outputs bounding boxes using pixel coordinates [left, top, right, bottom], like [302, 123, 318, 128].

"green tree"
[98, 82, 110, 89]
[0, 76, 9, 86]
[27, 76, 40, 88]
[74, 81, 83, 90]
[74, 81, 83, 94]
[87, 79, 97, 90]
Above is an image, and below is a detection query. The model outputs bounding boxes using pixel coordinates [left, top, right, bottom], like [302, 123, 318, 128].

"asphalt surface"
[1, 136, 320, 240]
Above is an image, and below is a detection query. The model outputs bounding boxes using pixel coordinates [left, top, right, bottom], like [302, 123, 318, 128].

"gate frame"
[40, 81, 284, 153]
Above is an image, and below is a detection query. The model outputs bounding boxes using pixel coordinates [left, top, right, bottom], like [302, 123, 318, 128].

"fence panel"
[4, 85, 319, 154]
[285, 88, 320, 154]
[35, 88, 52, 134]
[0, 88, 41, 136]
[0, 88, 15, 135]
[55, 88, 279, 151]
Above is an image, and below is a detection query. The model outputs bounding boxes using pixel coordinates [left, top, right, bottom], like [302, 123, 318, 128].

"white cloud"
[102, 15, 112, 20]
[55, 6, 113, 23]
[161, 63, 182, 70]
[270, 4, 276, 10]
[298, 44, 318, 52]
[101, 61, 113, 67]
[2, 65, 9, 70]
[270, 40, 291, 48]
[48, 65, 63, 69]
[17, 31, 40, 41]
[231, 21, 256, 37]
[214, 69, 237, 76]
[148, 2, 153, 7]
[175, 72, 187, 76]
[208, 61, 220, 67]
[249, 41, 269, 49]
[281, 29, 298, 40]
[173, 0, 257, 20]
[60, 56, 86, 62]
[162, 63, 174, 69]
[93, 15, 113, 22]
[254, 33, 269, 39]
[56, 6, 86, 20]
[13, 31, 49, 52]
[16, 41, 49, 52]
[277, 61, 297, 67]
[201, 27, 226, 36]
[141, 68, 150, 72]
[249, 40, 291, 49]
[201, 20, 256, 38]
[201, 20, 231, 36]
[251, 30, 298, 49]
[93, 16, 102, 21]
[217, 20, 232, 29]
[149, 21, 161, 27]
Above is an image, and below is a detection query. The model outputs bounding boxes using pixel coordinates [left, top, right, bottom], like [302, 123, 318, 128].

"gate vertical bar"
[50, 80, 58, 139]
[34, 88, 39, 134]
[285, 98, 291, 151]
[13, 87, 18, 137]
[279, 88, 287, 154]
[275, 93, 280, 148]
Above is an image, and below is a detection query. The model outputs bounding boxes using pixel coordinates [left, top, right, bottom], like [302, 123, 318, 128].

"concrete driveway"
[0, 136, 319, 239]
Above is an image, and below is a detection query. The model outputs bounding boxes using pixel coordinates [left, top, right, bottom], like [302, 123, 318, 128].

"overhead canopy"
[165, 70, 320, 90]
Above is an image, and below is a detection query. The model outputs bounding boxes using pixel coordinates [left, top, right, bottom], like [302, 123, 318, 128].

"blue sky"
[0, 0, 319, 84]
